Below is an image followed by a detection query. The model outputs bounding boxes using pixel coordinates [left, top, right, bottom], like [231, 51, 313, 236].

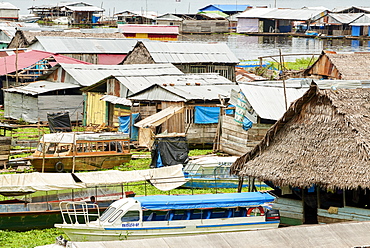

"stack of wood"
[0, 137, 11, 169]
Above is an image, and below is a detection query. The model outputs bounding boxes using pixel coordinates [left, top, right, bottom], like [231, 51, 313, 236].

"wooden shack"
[118, 24, 179, 41]
[231, 83, 370, 225]
[8, 30, 125, 49]
[304, 51, 370, 80]
[79, 64, 184, 127]
[29, 2, 103, 23]
[0, 2, 19, 21]
[122, 40, 239, 82]
[128, 79, 238, 147]
[26, 36, 136, 65]
[218, 82, 308, 156]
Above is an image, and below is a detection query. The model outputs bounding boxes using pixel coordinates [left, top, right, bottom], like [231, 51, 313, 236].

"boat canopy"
[0, 165, 186, 195]
[74, 165, 186, 191]
[0, 173, 85, 195]
[136, 192, 275, 210]
[39, 132, 129, 143]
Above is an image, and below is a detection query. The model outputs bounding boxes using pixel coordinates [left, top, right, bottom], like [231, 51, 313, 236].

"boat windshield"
[100, 207, 116, 221]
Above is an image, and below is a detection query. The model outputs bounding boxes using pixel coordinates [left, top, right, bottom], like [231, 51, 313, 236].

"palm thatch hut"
[304, 50, 370, 80]
[231, 82, 370, 225]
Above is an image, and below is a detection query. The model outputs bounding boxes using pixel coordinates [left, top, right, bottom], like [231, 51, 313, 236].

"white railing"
[59, 201, 100, 225]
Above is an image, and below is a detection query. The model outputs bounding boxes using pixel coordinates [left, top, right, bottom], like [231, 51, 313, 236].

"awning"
[0, 173, 85, 195]
[74, 164, 186, 191]
[0, 165, 186, 195]
[135, 106, 184, 128]
[137, 192, 275, 210]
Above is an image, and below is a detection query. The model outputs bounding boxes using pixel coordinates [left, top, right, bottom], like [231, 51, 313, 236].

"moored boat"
[0, 165, 186, 231]
[183, 156, 268, 189]
[55, 192, 280, 241]
[28, 132, 132, 172]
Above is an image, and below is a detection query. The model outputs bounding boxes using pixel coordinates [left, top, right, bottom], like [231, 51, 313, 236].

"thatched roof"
[305, 51, 370, 80]
[231, 83, 370, 190]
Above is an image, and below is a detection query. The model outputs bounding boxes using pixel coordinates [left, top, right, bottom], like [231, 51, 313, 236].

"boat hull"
[57, 217, 279, 241]
[182, 178, 269, 189]
[29, 153, 132, 172]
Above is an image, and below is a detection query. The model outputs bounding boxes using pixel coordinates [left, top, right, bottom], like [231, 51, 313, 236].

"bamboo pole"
[72, 132, 76, 173]
[280, 49, 288, 110]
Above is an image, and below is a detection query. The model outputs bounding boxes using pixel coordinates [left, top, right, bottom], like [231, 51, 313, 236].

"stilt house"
[231, 83, 370, 225]
[122, 40, 239, 82]
[304, 51, 370, 80]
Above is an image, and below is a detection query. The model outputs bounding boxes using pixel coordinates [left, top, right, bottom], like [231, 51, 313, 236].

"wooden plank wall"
[274, 197, 304, 225]
[0, 137, 11, 168]
[86, 92, 106, 125]
[318, 206, 370, 223]
[220, 116, 250, 156]
[131, 105, 156, 120]
[61, 54, 99, 64]
[186, 123, 218, 144]
[220, 116, 271, 156]
[161, 102, 185, 133]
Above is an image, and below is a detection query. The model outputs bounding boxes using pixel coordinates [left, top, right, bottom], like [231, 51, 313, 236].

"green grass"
[0, 228, 64, 248]
[270, 57, 317, 71]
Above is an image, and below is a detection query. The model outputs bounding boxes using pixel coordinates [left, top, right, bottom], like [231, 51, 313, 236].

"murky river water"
[180, 34, 370, 61]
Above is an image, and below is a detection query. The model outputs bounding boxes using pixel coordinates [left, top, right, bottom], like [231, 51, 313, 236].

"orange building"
[118, 24, 179, 41]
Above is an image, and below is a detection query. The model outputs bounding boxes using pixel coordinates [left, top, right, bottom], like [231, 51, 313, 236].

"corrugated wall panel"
[38, 95, 84, 122]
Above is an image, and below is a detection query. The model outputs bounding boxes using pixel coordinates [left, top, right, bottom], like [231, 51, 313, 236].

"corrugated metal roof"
[118, 73, 233, 97]
[59, 63, 183, 87]
[29, 37, 137, 54]
[239, 82, 308, 120]
[328, 13, 363, 24]
[0, 2, 19, 9]
[238, 8, 325, 20]
[142, 41, 239, 63]
[118, 24, 179, 34]
[0, 50, 90, 75]
[199, 4, 251, 12]
[65, 6, 103, 12]
[4, 81, 80, 95]
[129, 83, 238, 102]
[100, 95, 132, 106]
[350, 14, 370, 25]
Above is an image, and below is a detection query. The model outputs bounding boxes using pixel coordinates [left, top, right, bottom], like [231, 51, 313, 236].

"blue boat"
[56, 192, 280, 241]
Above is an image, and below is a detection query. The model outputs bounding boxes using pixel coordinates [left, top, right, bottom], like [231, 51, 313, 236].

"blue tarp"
[118, 113, 140, 141]
[136, 192, 275, 210]
[242, 116, 253, 131]
[194, 106, 220, 124]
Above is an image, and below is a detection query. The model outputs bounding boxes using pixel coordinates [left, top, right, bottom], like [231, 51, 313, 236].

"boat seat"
[223, 209, 233, 218]
[147, 212, 156, 221]
[165, 211, 174, 221]
[183, 210, 193, 220]
[204, 210, 212, 219]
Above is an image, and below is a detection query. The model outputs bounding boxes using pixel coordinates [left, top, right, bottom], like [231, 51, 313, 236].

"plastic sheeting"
[0, 173, 85, 194]
[0, 165, 186, 194]
[47, 112, 72, 133]
[137, 192, 275, 210]
[118, 113, 140, 141]
[74, 165, 186, 191]
[150, 136, 189, 168]
[194, 106, 220, 124]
